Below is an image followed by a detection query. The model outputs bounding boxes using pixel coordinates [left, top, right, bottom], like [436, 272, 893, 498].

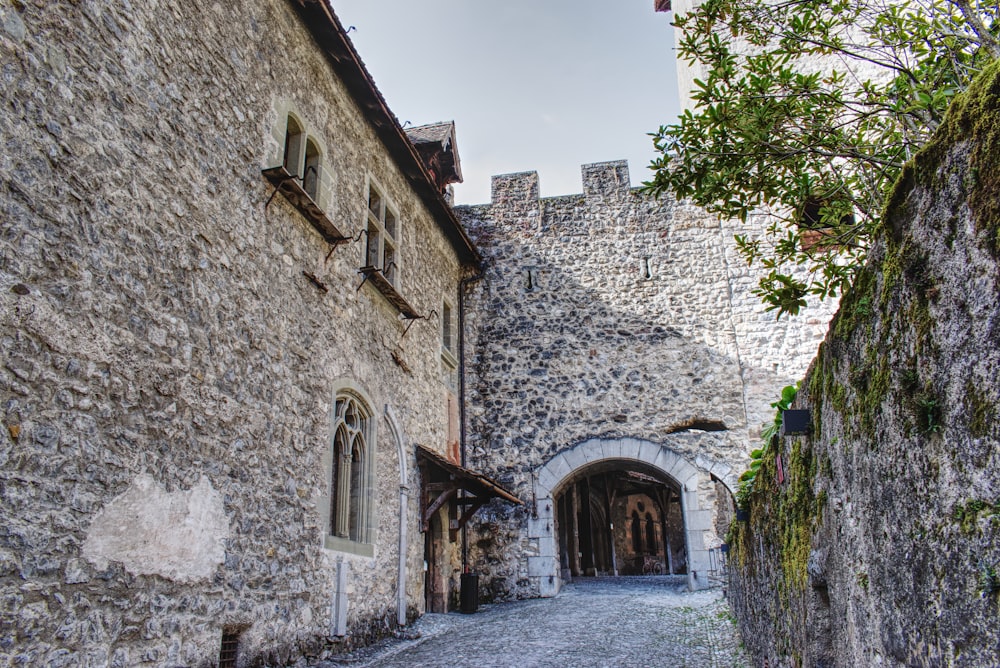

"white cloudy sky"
[333, 0, 682, 204]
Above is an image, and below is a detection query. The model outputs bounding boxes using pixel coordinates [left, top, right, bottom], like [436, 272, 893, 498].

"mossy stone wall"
[728, 61, 1000, 667]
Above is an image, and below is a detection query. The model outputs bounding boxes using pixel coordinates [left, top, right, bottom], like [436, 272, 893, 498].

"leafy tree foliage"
[645, 0, 999, 316]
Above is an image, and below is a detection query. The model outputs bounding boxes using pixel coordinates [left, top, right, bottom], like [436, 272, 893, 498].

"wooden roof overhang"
[417, 445, 521, 534]
[286, 0, 481, 268]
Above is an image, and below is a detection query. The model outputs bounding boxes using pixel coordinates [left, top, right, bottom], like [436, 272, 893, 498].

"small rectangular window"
[384, 208, 397, 238]
[219, 629, 241, 668]
[364, 182, 401, 289]
[442, 302, 453, 353]
[366, 221, 381, 267]
[283, 116, 304, 176]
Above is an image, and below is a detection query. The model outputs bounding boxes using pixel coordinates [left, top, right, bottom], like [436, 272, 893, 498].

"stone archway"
[528, 438, 718, 596]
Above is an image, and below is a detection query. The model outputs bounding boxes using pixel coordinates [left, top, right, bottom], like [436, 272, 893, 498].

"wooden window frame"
[441, 299, 457, 368]
[365, 180, 401, 291]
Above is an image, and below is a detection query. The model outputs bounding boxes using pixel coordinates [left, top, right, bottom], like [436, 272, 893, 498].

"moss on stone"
[830, 264, 878, 342]
[773, 440, 820, 593]
[953, 498, 1000, 535]
[857, 347, 892, 438]
[885, 60, 1000, 258]
[967, 380, 996, 439]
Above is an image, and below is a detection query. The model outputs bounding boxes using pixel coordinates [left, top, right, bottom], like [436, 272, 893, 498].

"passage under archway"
[554, 462, 687, 578]
[529, 437, 723, 596]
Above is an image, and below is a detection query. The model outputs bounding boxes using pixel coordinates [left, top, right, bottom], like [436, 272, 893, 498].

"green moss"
[978, 563, 999, 599]
[953, 498, 1000, 535]
[886, 60, 1000, 258]
[967, 380, 996, 439]
[776, 440, 820, 592]
[942, 62, 1000, 257]
[831, 264, 878, 341]
[857, 348, 891, 437]
[815, 490, 828, 524]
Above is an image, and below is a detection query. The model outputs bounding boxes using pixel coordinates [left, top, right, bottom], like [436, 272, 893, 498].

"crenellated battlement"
[581, 160, 631, 199]
[489, 160, 634, 207]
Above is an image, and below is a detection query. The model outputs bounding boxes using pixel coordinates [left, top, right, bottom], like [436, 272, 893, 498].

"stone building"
[0, 0, 521, 665]
[0, 0, 835, 665]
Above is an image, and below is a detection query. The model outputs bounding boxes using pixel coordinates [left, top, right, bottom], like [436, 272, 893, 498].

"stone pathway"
[313, 576, 750, 668]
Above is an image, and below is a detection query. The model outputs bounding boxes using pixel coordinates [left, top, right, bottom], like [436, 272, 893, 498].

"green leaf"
[645, 0, 997, 315]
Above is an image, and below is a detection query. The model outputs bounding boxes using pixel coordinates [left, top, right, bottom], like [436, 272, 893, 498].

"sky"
[333, 0, 682, 205]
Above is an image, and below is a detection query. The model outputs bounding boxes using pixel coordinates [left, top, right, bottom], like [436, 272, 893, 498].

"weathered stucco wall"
[728, 62, 1000, 667]
[0, 0, 465, 665]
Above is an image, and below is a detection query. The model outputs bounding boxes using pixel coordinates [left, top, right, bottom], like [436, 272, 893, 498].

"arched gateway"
[528, 437, 733, 596]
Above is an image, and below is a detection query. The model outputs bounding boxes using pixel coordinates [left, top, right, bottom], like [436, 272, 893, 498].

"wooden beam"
[604, 473, 619, 577]
[454, 500, 486, 531]
[423, 487, 457, 531]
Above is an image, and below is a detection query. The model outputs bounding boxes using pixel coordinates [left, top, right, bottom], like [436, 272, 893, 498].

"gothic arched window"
[330, 393, 372, 542]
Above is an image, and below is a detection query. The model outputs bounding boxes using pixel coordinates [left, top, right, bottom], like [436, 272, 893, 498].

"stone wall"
[727, 62, 1000, 667]
[0, 0, 466, 664]
[455, 161, 831, 599]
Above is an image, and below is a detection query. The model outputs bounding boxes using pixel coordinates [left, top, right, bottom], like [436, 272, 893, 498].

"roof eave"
[287, 0, 481, 267]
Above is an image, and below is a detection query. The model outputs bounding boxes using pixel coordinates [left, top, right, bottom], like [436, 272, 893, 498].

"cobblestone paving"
[315, 577, 750, 668]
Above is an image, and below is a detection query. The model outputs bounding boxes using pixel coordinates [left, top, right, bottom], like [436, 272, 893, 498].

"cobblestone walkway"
[316, 577, 750, 668]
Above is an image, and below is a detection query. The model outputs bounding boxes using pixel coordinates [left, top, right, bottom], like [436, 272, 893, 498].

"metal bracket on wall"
[326, 228, 367, 262]
[261, 166, 349, 248]
[302, 271, 329, 293]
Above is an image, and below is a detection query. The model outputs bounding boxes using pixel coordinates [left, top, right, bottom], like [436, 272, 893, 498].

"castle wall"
[0, 0, 467, 664]
[455, 161, 831, 599]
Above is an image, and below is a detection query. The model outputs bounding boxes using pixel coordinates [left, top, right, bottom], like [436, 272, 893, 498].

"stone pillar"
[527, 496, 559, 597]
[330, 558, 349, 637]
[569, 483, 582, 576]
[680, 475, 712, 590]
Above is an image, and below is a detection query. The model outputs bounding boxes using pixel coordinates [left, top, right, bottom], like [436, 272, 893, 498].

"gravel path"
[314, 577, 750, 668]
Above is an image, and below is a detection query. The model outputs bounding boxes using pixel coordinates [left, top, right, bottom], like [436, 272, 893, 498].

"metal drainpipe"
[458, 267, 484, 572]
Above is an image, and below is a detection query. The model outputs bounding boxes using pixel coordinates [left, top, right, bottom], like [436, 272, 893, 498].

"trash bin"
[460, 572, 479, 613]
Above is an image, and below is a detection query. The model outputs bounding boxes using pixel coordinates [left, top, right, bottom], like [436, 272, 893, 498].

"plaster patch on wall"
[82, 475, 227, 582]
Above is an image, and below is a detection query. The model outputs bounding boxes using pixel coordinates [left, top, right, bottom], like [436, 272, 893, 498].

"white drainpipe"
[397, 483, 410, 627]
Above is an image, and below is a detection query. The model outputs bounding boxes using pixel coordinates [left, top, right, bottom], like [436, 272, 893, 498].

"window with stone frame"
[645, 513, 657, 553]
[329, 393, 373, 543]
[796, 193, 855, 252]
[365, 181, 400, 288]
[441, 299, 457, 367]
[282, 114, 323, 203]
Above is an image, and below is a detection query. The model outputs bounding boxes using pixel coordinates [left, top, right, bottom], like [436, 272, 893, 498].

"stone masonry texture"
[0, 0, 844, 664]
[0, 0, 471, 664]
[727, 61, 1000, 667]
[455, 162, 833, 600]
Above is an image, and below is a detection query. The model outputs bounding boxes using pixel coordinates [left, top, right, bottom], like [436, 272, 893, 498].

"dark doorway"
[554, 462, 686, 579]
[424, 509, 447, 613]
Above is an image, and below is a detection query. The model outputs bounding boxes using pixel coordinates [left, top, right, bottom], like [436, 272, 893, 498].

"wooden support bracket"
[422, 487, 457, 531]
